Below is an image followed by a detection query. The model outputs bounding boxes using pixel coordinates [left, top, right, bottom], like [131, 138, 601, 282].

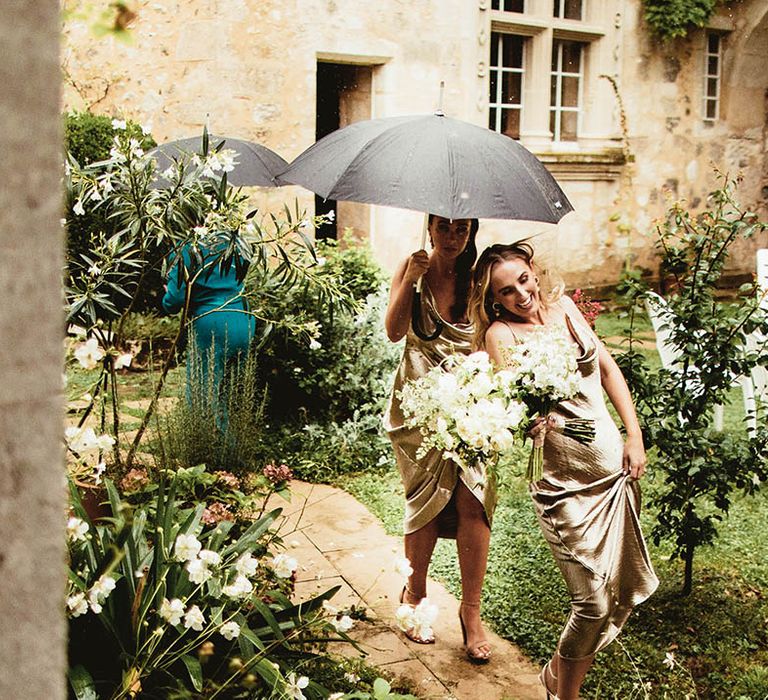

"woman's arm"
[562, 296, 647, 479]
[384, 251, 430, 342]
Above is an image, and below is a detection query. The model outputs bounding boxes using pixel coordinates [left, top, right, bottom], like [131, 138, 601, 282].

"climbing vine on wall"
[643, 0, 719, 41]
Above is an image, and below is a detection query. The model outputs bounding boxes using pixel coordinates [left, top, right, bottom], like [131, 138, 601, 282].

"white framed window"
[550, 39, 584, 141]
[492, 0, 525, 12]
[703, 32, 722, 122]
[489, 33, 526, 138]
[553, 0, 583, 20]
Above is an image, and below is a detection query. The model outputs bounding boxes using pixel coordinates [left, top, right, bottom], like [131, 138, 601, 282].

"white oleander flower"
[88, 575, 116, 613]
[174, 533, 202, 562]
[74, 337, 104, 369]
[663, 651, 676, 670]
[235, 553, 258, 578]
[159, 598, 184, 626]
[322, 600, 338, 615]
[271, 553, 297, 579]
[111, 118, 127, 130]
[72, 199, 86, 216]
[183, 604, 205, 631]
[285, 672, 309, 700]
[186, 557, 213, 584]
[220, 620, 240, 640]
[113, 352, 133, 370]
[393, 556, 413, 578]
[222, 574, 253, 599]
[332, 614, 354, 633]
[67, 592, 88, 617]
[67, 516, 89, 542]
[308, 338, 322, 351]
[92, 460, 107, 485]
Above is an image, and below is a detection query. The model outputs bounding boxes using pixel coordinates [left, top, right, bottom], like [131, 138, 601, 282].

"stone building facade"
[63, 0, 768, 289]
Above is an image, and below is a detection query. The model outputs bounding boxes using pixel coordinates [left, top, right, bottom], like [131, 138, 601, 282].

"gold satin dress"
[530, 311, 659, 660]
[384, 285, 498, 537]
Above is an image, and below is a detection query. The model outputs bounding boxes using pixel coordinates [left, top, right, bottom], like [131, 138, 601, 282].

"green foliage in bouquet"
[66, 471, 344, 699]
[615, 174, 768, 594]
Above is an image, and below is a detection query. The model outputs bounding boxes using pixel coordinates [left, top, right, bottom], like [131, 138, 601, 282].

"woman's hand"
[622, 434, 647, 480]
[402, 250, 429, 285]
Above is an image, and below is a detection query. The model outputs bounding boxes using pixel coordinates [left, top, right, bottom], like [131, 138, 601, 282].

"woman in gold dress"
[384, 214, 496, 663]
[468, 243, 658, 698]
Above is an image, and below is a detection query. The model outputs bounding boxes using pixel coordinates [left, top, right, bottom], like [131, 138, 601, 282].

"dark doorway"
[315, 62, 372, 240]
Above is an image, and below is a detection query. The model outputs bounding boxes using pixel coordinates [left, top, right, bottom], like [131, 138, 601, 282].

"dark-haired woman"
[383, 215, 496, 663]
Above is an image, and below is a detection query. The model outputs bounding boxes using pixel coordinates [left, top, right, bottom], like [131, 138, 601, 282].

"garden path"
[282, 481, 545, 700]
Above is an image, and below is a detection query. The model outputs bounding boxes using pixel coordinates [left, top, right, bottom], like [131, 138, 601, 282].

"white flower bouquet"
[502, 325, 595, 482]
[399, 351, 528, 481]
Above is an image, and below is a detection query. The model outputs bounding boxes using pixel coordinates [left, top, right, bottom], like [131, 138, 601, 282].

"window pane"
[490, 33, 499, 66]
[708, 33, 720, 53]
[706, 100, 717, 120]
[504, 0, 525, 10]
[560, 111, 578, 140]
[549, 110, 557, 138]
[564, 0, 582, 19]
[502, 35, 524, 68]
[553, 0, 561, 16]
[707, 77, 718, 97]
[561, 76, 579, 107]
[550, 74, 558, 103]
[707, 55, 718, 75]
[489, 107, 498, 130]
[501, 108, 520, 139]
[561, 41, 582, 72]
[490, 71, 498, 101]
[502, 73, 523, 105]
[492, 0, 500, 9]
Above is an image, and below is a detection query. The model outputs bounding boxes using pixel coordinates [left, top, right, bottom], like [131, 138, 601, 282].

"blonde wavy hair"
[468, 242, 564, 350]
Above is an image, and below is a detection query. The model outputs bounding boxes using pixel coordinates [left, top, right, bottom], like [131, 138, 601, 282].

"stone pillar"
[0, 2, 66, 699]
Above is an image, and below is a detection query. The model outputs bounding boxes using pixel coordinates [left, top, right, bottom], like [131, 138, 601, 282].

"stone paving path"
[280, 481, 546, 700]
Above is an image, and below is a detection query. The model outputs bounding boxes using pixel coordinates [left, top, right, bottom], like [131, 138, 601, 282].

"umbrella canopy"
[277, 113, 573, 223]
[149, 135, 288, 187]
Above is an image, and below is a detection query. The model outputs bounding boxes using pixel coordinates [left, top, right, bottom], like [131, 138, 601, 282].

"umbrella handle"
[411, 212, 442, 340]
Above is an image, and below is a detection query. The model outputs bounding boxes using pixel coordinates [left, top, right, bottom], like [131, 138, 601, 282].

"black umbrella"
[149, 135, 288, 187]
[278, 112, 573, 339]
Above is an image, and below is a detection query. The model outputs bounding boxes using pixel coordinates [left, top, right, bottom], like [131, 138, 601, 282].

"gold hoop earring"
[492, 302, 502, 317]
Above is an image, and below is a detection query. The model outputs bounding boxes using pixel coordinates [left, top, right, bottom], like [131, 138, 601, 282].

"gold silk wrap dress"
[529, 310, 659, 660]
[384, 284, 498, 537]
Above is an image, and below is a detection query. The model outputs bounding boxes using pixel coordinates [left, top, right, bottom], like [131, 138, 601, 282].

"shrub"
[66, 472, 343, 699]
[250, 237, 397, 426]
[615, 174, 768, 594]
[64, 111, 164, 313]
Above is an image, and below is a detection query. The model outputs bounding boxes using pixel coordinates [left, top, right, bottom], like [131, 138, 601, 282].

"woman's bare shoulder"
[486, 320, 520, 344]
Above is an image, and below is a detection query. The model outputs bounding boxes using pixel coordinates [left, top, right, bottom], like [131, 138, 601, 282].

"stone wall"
[62, 0, 768, 289]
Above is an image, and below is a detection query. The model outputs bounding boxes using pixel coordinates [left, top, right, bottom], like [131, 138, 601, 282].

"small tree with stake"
[616, 173, 768, 595]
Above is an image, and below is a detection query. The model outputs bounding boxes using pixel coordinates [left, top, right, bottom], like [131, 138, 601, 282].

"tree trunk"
[0, 2, 66, 698]
[682, 542, 695, 596]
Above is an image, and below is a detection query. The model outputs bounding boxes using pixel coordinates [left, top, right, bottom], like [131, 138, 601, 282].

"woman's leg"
[555, 653, 593, 700]
[455, 481, 491, 653]
[403, 517, 440, 601]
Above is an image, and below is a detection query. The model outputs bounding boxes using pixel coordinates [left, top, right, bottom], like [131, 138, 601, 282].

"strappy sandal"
[458, 601, 491, 664]
[539, 660, 559, 699]
[397, 586, 435, 644]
